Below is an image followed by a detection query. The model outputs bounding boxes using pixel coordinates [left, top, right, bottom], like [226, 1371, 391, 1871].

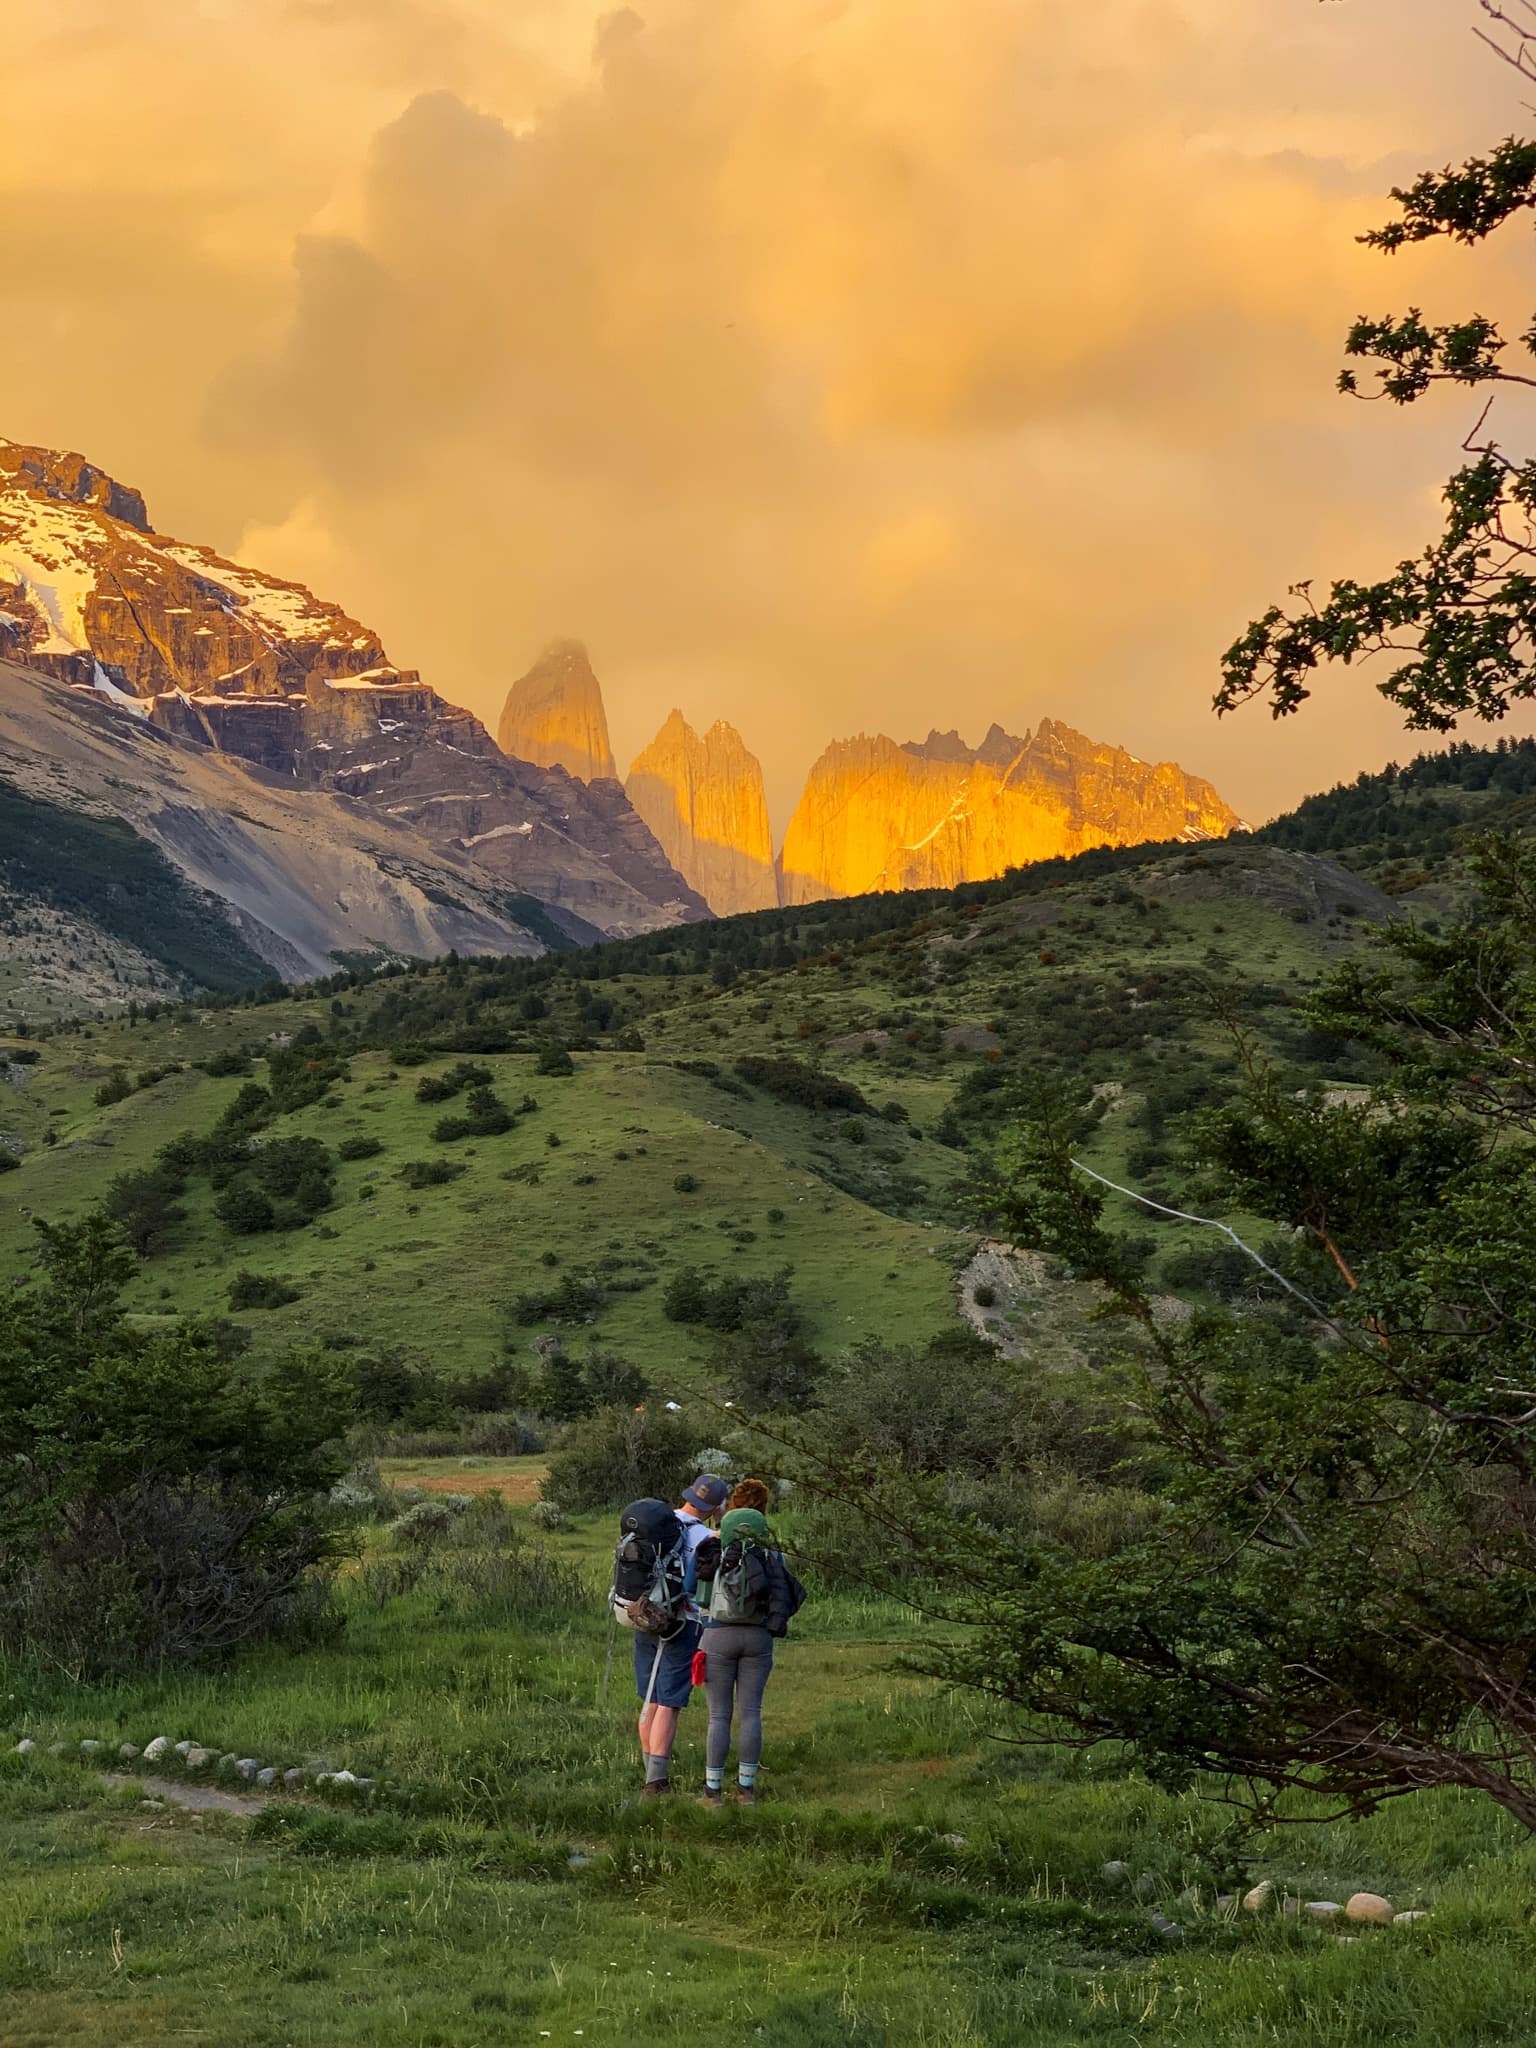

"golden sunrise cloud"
[1, 0, 1527, 823]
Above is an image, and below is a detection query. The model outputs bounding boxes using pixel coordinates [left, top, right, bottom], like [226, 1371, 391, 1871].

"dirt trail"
[106, 1772, 268, 1815]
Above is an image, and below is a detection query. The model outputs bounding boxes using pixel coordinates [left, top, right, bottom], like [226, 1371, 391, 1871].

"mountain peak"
[497, 640, 616, 782]
[0, 440, 150, 534]
[626, 709, 778, 914]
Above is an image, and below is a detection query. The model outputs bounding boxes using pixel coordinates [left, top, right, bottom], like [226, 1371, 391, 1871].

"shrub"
[528, 1500, 565, 1532]
[201, 1049, 252, 1078]
[0, 1213, 352, 1675]
[390, 1499, 458, 1544]
[215, 1179, 276, 1235]
[400, 1159, 468, 1189]
[94, 1068, 133, 1108]
[766, 1206, 785, 1224]
[337, 1135, 384, 1162]
[542, 1404, 697, 1514]
[0, 1148, 20, 1174]
[972, 1282, 997, 1308]
[838, 1117, 867, 1145]
[227, 1270, 302, 1310]
[536, 1045, 575, 1077]
[673, 1172, 700, 1194]
[733, 1054, 873, 1117]
[512, 1273, 607, 1327]
[103, 1162, 187, 1256]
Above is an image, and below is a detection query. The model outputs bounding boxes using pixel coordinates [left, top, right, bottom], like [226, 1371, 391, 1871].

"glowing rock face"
[497, 640, 617, 783]
[627, 710, 779, 916]
[778, 721, 1242, 903]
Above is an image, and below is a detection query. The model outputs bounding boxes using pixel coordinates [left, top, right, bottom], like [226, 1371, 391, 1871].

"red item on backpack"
[691, 1648, 708, 1686]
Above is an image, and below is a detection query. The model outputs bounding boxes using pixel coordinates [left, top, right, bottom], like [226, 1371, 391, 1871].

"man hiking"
[633, 1472, 727, 1799]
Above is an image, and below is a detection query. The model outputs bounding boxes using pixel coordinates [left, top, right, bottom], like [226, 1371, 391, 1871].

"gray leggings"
[703, 1623, 775, 1771]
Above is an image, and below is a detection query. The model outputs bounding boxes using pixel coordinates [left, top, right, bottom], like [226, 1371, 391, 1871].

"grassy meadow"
[7, 1465, 1536, 2048]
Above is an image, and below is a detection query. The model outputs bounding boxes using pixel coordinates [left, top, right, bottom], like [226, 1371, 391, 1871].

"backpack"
[610, 1498, 690, 1639]
[707, 1538, 771, 1625]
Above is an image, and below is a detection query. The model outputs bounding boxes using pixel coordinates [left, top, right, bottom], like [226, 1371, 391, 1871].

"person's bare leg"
[639, 1703, 679, 1763]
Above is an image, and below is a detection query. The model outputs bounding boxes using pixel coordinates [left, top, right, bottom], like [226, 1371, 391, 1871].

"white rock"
[235, 1759, 261, 1781]
[79, 1740, 103, 1756]
[1131, 1872, 1157, 1901]
[1393, 1910, 1429, 1927]
[330, 1769, 358, 1786]
[1215, 1893, 1236, 1914]
[1345, 1892, 1394, 1926]
[140, 1799, 166, 1811]
[47, 1743, 65, 1757]
[118, 1743, 141, 1761]
[256, 1768, 278, 1789]
[142, 1737, 173, 1762]
[1100, 1861, 1131, 1885]
[173, 1740, 195, 1759]
[184, 1747, 214, 1768]
[1305, 1901, 1344, 1920]
[939, 1833, 968, 1848]
[1242, 1880, 1274, 1913]
[13, 1739, 36, 1756]
[283, 1768, 307, 1790]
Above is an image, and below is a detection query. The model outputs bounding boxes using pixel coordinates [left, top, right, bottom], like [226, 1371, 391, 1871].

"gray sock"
[644, 1752, 670, 1785]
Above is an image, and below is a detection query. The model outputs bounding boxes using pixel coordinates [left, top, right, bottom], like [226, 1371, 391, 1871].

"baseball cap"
[681, 1473, 729, 1514]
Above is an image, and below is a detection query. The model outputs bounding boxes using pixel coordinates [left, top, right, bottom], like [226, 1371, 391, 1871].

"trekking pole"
[599, 1607, 617, 1708]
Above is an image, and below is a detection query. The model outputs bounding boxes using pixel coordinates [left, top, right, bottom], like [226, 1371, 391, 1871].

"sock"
[705, 1767, 724, 1792]
[737, 1762, 758, 1790]
[644, 1753, 670, 1785]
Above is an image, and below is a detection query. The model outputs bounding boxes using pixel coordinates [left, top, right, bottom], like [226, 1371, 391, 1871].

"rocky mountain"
[0, 656, 558, 1017]
[497, 640, 617, 783]
[625, 710, 778, 915]
[0, 440, 705, 943]
[778, 720, 1242, 903]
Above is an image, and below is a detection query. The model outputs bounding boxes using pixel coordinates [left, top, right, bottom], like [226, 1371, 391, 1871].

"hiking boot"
[640, 1779, 671, 1801]
[733, 1786, 757, 1806]
[698, 1787, 724, 1809]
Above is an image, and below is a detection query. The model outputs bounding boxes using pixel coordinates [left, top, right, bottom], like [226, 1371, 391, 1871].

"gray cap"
[681, 1473, 729, 1514]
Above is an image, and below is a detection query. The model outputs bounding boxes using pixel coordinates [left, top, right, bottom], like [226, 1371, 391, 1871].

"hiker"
[626, 1473, 727, 1800]
[694, 1492, 805, 1807]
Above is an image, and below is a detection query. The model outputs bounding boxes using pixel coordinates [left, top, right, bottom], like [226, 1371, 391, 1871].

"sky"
[3, 0, 1532, 827]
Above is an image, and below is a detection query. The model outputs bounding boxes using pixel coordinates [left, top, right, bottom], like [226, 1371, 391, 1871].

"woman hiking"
[694, 1484, 803, 1807]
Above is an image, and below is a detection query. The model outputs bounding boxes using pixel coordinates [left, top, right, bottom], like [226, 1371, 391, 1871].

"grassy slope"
[5, 1478, 1536, 2047]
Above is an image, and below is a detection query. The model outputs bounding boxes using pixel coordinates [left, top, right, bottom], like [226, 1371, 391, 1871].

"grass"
[5, 1471, 1536, 2045]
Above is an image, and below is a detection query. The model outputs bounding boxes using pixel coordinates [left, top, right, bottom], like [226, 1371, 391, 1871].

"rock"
[626, 710, 779, 914]
[1281, 1897, 1302, 1918]
[47, 1743, 66, 1757]
[234, 1759, 262, 1782]
[173, 1740, 195, 1759]
[313, 1772, 333, 1786]
[1100, 1861, 1132, 1886]
[142, 1737, 173, 1762]
[352, 1778, 374, 1791]
[498, 640, 617, 783]
[1131, 1873, 1158, 1902]
[1345, 1892, 1395, 1926]
[939, 1833, 968, 1849]
[778, 722, 1242, 905]
[330, 1769, 358, 1787]
[140, 1799, 166, 1811]
[1215, 1893, 1237, 1915]
[1393, 1910, 1429, 1927]
[12, 1738, 36, 1756]
[79, 1740, 103, 1756]
[1242, 1880, 1274, 1913]
[1305, 1901, 1344, 1921]
[283, 1768, 308, 1790]
[217, 1754, 239, 1774]
[1147, 1912, 1182, 1940]
[567, 1853, 593, 1870]
[184, 1747, 214, 1769]
[256, 1768, 278, 1789]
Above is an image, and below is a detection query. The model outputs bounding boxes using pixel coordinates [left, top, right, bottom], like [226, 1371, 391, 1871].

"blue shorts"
[634, 1621, 701, 1709]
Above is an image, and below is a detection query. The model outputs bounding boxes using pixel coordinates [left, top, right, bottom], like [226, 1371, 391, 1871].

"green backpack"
[706, 1537, 770, 1625]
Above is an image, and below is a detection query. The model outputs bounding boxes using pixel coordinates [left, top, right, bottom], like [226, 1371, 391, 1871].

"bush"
[542, 1403, 697, 1514]
[673, 1172, 700, 1194]
[94, 1068, 133, 1108]
[201, 1049, 252, 1078]
[0, 1147, 20, 1174]
[389, 1499, 460, 1544]
[972, 1282, 997, 1309]
[536, 1045, 575, 1077]
[528, 1499, 565, 1532]
[734, 1054, 873, 1117]
[227, 1270, 302, 1311]
[215, 1179, 276, 1235]
[400, 1159, 467, 1189]
[0, 1213, 353, 1675]
[337, 1135, 384, 1162]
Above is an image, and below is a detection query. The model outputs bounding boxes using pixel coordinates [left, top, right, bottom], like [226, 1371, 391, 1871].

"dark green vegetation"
[0, 773, 273, 1000]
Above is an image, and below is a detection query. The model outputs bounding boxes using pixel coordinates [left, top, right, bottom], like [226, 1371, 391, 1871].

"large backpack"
[610, 1498, 690, 1639]
[707, 1538, 771, 1625]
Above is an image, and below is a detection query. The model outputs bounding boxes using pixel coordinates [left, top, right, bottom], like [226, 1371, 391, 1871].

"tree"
[0, 1213, 353, 1673]
[843, 844, 1536, 1832]
[1219, 96, 1536, 731]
